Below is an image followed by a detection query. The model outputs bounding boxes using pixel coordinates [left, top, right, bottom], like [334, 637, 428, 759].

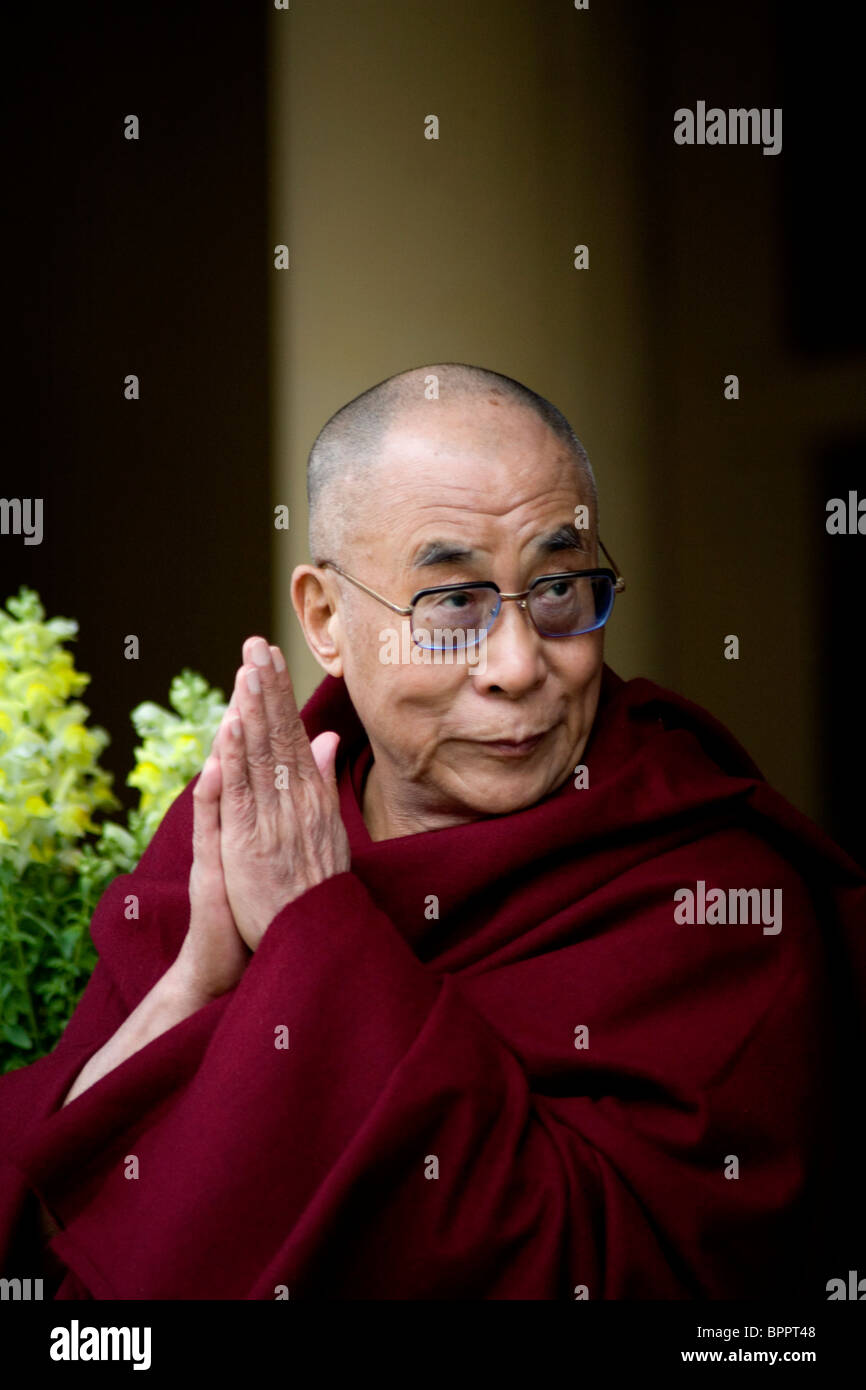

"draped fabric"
[0, 664, 863, 1299]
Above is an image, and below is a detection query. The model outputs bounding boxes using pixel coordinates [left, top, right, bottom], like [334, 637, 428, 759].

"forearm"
[61, 964, 208, 1107]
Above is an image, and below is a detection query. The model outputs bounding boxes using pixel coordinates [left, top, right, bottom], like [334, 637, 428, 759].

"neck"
[361, 755, 477, 841]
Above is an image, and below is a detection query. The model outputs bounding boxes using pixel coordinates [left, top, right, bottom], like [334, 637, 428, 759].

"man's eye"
[416, 589, 487, 624]
[536, 578, 576, 599]
[441, 591, 472, 608]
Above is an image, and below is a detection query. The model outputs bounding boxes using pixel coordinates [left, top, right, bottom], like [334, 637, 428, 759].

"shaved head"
[306, 363, 598, 563]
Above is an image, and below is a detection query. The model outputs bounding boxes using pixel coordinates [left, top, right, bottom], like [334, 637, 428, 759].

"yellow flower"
[128, 760, 164, 794]
[60, 723, 90, 754]
[2, 590, 226, 873]
[55, 804, 93, 835]
[0, 588, 116, 870]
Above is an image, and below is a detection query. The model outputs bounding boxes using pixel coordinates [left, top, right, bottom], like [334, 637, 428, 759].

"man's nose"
[470, 599, 547, 693]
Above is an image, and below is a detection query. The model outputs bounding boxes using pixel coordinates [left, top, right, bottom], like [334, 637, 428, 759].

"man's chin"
[443, 757, 567, 818]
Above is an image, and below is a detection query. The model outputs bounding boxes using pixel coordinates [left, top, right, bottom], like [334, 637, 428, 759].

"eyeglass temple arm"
[598, 536, 626, 593]
[319, 560, 412, 615]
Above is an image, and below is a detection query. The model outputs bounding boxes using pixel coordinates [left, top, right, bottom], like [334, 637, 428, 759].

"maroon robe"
[0, 664, 863, 1299]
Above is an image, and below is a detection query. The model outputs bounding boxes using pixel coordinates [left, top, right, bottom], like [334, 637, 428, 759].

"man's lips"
[475, 729, 551, 757]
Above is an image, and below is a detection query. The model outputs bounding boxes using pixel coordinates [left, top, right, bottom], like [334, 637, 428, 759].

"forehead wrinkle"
[366, 473, 593, 572]
[404, 517, 592, 575]
[379, 474, 584, 524]
[406, 495, 587, 529]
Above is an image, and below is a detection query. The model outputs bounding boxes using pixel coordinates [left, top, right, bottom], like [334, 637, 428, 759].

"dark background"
[2, 0, 271, 809]
[2, 0, 863, 864]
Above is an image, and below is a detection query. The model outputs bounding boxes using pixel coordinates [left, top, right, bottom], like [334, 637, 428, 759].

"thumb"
[310, 730, 341, 788]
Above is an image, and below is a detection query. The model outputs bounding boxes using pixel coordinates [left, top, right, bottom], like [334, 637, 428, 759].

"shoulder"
[596, 665, 864, 890]
[597, 665, 765, 781]
[86, 776, 199, 1002]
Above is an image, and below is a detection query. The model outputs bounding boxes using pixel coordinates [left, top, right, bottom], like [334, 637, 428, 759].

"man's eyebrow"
[410, 524, 590, 570]
[531, 524, 590, 555]
[411, 539, 481, 569]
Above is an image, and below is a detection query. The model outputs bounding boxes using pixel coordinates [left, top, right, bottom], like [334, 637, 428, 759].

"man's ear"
[291, 565, 344, 678]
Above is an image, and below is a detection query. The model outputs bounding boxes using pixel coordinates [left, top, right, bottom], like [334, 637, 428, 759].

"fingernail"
[251, 639, 271, 667]
[270, 646, 286, 672]
[246, 669, 261, 694]
[229, 717, 242, 739]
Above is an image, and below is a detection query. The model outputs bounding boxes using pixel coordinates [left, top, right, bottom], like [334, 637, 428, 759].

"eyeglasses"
[319, 537, 625, 651]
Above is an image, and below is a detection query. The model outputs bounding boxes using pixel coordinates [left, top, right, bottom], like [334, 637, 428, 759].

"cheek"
[555, 636, 604, 736]
[393, 663, 469, 750]
[555, 632, 604, 696]
[351, 618, 470, 685]
[345, 629, 467, 745]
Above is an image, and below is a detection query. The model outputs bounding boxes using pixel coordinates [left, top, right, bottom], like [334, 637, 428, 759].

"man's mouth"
[476, 730, 550, 758]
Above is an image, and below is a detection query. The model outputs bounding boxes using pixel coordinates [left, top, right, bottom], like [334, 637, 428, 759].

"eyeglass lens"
[411, 574, 614, 648]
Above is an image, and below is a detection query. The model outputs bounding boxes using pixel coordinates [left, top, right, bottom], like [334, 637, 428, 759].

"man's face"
[326, 396, 607, 824]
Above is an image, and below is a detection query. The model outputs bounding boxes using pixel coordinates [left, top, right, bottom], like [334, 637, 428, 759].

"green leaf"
[18, 911, 61, 940]
[2, 1023, 32, 1049]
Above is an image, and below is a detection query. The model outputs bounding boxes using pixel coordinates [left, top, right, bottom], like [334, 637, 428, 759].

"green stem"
[5, 884, 41, 1049]
[69, 878, 92, 980]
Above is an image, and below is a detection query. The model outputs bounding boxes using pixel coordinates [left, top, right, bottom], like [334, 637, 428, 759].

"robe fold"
[0, 663, 863, 1299]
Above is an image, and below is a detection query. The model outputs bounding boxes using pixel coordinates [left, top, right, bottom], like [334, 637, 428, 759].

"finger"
[247, 637, 301, 772]
[263, 640, 320, 779]
[242, 635, 265, 668]
[192, 755, 223, 872]
[310, 731, 341, 794]
[211, 677, 241, 764]
[217, 704, 251, 805]
[234, 659, 279, 803]
[243, 635, 318, 782]
[209, 713, 229, 756]
[198, 751, 222, 802]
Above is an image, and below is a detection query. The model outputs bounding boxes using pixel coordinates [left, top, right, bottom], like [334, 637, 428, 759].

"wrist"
[162, 957, 222, 1013]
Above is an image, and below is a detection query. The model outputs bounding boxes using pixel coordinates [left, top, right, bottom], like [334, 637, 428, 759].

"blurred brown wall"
[269, 0, 865, 859]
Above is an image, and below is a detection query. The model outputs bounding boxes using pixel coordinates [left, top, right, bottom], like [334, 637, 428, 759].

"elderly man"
[0, 363, 864, 1300]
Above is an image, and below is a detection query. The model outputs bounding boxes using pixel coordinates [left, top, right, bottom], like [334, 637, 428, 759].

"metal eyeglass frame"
[318, 537, 626, 647]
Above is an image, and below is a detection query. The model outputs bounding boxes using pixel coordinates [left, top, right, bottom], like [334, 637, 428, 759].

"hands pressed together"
[174, 637, 351, 1004]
